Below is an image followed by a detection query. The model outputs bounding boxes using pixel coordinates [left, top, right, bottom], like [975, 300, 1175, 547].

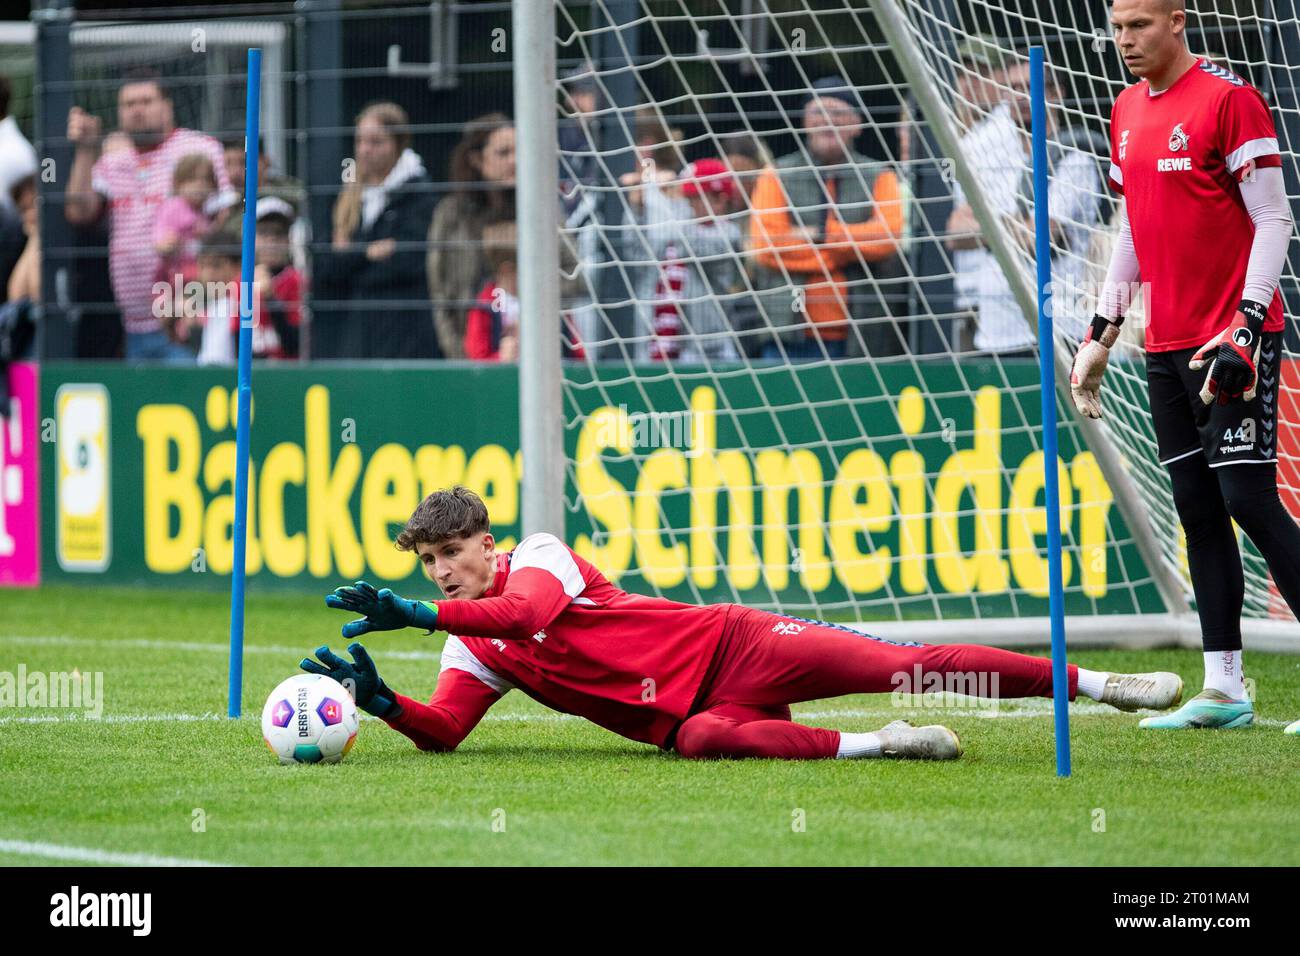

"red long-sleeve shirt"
[384, 533, 731, 750]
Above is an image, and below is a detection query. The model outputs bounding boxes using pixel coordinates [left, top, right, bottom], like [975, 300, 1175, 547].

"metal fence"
[22, 0, 930, 364]
[30, 0, 523, 361]
[19, 0, 1296, 362]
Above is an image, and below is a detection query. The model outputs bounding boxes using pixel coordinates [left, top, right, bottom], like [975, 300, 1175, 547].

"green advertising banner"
[39, 361, 1163, 619]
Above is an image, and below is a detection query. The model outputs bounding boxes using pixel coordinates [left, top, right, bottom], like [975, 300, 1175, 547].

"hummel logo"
[1200, 60, 1245, 86]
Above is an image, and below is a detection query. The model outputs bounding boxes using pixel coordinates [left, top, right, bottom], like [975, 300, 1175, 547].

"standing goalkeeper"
[1071, 0, 1300, 729]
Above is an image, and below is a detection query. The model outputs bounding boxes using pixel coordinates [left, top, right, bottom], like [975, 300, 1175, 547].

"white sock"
[1203, 650, 1245, 699]
[1076, 667, 1109, 701]
[836, 731, 883, 758]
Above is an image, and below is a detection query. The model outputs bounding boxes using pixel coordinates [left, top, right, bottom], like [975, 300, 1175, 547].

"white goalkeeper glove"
[1070, 314, 1124, 420]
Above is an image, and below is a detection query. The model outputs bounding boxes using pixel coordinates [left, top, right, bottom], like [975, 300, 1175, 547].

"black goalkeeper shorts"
[1146, 330, 1280, 470]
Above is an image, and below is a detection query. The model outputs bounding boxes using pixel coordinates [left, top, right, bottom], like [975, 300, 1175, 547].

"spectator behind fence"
[65, 66, 235, 362]
[0, 175, 38, 362]
[222, 133, 306, 216]
[1009, 61, 1105, 345]
[153, 153, 218, 296]
[749, 76, 905, 360]
[254, 197, 303, 359]
[188, 228, 296, 366]
[427, 113, 515, 359]
[315, 101, 438, 359]
[719, 132, 774, 355]
[0, 75, 38, 215]
[191, 230, 238, 365]
[721, 131, 773, 215]
[0, 176, 25, 304]
[945, 58, 1102, 354]
[954, 34, 1012, 131]
[633, 158, 745, 364]
[7, 174, 37, 304]
[559, 70, 601, 223]
[464, 220, 519, 362]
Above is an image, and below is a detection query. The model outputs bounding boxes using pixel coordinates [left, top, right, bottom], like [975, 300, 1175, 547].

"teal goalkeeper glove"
[324, 580, 439, 638]
[300, 643, 398, 718]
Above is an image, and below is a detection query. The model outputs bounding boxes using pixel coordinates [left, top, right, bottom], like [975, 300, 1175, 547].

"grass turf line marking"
[2, 634, 441, 662]
[5, 705, 1290, 728]
[0, 838, 234, 867]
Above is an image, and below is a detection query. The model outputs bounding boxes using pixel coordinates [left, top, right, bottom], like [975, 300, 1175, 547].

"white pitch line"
[0, 838, 233, 867]
[1, 634, 442, 662]
[0, 712, 233, 726]
[4, 705, 1290, 728]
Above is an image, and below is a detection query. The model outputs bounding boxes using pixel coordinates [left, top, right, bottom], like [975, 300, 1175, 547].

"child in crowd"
[190, 228, 300, 365]
[254, 197, 303, 358]
[464, 220, 520, 361]
[154, 153, 219, 343]
[155, 153, 219, 280]
[191, 232, 240, 366]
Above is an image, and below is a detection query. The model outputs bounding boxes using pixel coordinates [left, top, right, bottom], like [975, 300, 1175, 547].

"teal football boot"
[1138, 688, 1254, 729]
[1284, 719, 1299, 736]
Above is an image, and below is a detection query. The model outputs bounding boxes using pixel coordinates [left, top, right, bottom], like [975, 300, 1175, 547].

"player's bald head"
[1112, 0, 1184, 18]
[1112, 0, 1191, 78]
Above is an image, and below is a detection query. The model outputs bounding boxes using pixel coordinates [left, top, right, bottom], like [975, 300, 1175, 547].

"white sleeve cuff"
[1227, 138, 1280, 174]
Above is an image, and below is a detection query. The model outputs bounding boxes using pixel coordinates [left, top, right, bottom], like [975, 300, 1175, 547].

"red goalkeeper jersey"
[1107, 58, 1285, 351]
[384, 533, 729, 750]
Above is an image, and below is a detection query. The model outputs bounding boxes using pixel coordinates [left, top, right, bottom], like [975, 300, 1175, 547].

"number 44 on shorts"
[1224, 419, 1256, 444]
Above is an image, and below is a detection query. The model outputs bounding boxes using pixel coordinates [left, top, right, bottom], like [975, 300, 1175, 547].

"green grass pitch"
[2, 585, 1297, 867]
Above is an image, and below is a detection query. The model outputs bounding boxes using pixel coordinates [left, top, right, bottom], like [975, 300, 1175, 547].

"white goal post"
[513, 0, 1300, 652]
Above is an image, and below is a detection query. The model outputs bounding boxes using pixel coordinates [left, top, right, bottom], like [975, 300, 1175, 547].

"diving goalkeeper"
[303, 487, 1182, 760]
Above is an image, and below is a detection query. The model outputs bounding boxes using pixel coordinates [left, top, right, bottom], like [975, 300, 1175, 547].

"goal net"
[543, 0, 1300, 647]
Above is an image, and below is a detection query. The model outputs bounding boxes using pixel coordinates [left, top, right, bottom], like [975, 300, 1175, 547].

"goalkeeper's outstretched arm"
[384, 668, 503, 753]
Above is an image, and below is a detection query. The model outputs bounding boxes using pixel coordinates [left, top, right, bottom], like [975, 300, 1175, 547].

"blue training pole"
[228, 48, 262, 719]
[1030, 47, 1071, 776]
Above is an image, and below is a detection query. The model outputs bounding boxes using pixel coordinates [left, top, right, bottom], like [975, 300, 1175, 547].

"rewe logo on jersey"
[1157, 157, 1193, 172]
[1168, 123, 1190, 152]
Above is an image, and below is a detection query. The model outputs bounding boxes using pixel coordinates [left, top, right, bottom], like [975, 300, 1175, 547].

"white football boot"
[1099, 671, 1184, 712]
[875, 719, 963, 760]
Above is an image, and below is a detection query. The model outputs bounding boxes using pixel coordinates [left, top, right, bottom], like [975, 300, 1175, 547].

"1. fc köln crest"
[1169, 123, 1190, 151]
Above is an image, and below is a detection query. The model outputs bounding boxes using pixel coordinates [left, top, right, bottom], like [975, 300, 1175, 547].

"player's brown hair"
[396, 486, 491, 551]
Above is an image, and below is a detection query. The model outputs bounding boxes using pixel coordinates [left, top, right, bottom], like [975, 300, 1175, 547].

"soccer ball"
[261, 674, 359, 765]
